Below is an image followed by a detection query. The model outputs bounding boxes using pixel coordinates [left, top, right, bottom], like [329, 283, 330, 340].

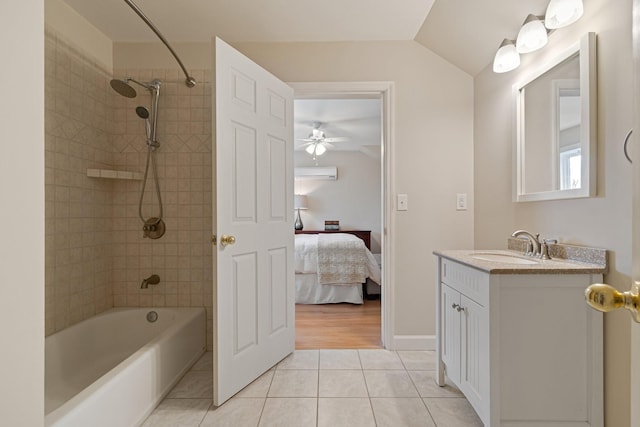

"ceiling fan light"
[516, 14, 548, 54]
[493, 39, 520, 73]
[545, 0, 583, 29]
[315, 143, 327, 155]
[305, 144, 316, 155]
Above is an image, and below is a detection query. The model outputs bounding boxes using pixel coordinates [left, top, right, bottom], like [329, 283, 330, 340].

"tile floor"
[142, 350, 484, 427]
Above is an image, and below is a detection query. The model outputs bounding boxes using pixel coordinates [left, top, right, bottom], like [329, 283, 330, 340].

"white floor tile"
[423, 397, 484, 427]
[167, 371, 212, 398]
[370, 398, 436, 427]
[317, 398, 376, 427]
[268, 370, 318, 397]
[191, 351, 213, 371]
[142, 347, 483, 427]
[199, 397, 264, 427]
[277, 350, 319, 370]
[319, 370, 368, 397]
[397, 350, 436, 370]
[358, 349, 404, 369]
[408, 370, 463, 398]
[259, 398, 317, 427]
[236, 370, 275, 398]
[319, 349, 361, 369]
[141, 398, 211, 427]
[364, 370, 420, 397]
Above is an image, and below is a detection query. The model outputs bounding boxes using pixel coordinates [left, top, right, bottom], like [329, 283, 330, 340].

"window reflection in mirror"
[521, 53, 580, 194]
[514, 32, 596, 202]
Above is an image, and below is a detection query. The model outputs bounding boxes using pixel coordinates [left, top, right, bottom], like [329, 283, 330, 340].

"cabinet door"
[441, 284, 461, 385]
[460, 294, 488, 418]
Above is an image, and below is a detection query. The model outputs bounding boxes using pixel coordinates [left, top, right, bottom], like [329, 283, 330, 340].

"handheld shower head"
[135, 106, 150, 119]
[136, 106, 152, 143]
[110, 79, 137, 98]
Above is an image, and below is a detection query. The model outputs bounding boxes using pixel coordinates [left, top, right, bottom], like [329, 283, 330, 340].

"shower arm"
[124, 0, 196, 88]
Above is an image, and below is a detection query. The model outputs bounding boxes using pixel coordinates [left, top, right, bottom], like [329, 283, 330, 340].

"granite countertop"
[433, 249, 608, 275]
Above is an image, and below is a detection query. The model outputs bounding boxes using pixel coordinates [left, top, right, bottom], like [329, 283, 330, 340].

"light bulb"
[315, 144, 326, 155]
[306, 144, 315, 154]
[516, 15, 548, 54]
[545, 0, 583, 29]
[493, 39, 520, 73]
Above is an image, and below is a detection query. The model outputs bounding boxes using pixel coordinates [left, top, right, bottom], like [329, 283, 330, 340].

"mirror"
[514, 32, 597, 202]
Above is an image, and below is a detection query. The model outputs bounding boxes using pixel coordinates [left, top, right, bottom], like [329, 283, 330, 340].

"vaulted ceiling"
[61, 0, 554, 76]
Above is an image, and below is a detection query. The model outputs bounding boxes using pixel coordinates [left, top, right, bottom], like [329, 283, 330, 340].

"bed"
[294, 232, 381, 304]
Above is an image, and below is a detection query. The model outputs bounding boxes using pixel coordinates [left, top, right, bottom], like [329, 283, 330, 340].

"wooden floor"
[295, 299, 382, 349]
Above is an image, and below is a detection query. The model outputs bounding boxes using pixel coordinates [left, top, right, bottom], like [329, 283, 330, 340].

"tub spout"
[141, 274, 160, 289]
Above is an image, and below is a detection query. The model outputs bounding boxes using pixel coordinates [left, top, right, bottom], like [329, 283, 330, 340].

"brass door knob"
[219, 234, 236, 247]
[585, 282, 640, 322]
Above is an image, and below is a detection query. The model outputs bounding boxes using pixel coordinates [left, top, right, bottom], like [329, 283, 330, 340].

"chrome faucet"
[511, 230, 541, 257]
[140, 274, 160, 289]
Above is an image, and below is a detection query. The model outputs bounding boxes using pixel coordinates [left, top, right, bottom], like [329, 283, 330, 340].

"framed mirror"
[513, 32, 597, 202]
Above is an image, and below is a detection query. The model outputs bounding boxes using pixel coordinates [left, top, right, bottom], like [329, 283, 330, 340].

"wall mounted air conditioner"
[294, 166, 338, 181]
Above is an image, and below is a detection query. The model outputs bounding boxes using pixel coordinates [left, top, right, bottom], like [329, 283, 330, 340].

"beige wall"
[45, 0, 112, 71]
[0, 1, 45, 424]
[294, 151, 382, 253]
[474, 0, 633, 425]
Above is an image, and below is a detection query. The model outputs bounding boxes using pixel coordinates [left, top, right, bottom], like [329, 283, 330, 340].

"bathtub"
[45, 307, 206, 427]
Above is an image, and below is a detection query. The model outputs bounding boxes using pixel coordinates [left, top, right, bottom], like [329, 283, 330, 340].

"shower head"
[136, 106, 150, 119]
[136, 106, 152, 144]
[110, 79, 137, 98]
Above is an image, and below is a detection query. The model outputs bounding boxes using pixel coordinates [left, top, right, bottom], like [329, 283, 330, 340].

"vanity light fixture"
[493, 39, 520, 73]
[545, 0, 584, 29]
[516, 14, 549, 54]
[492, 0, 583, 73]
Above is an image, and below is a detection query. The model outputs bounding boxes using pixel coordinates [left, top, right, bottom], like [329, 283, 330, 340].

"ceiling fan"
[297, 122, 348, 163]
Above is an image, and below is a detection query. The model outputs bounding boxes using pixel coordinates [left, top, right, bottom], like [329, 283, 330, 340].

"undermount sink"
[469, 252, 539, 265]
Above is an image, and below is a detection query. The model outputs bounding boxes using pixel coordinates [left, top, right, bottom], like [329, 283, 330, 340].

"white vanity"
[434, 245, 606, 427]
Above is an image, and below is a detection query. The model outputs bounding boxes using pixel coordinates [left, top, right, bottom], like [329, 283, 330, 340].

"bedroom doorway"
[291, 82, 393, 350]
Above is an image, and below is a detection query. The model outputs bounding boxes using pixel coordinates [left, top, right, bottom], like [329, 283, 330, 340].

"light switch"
[397, 194, 408, 211]
[456, 193, 467, 211]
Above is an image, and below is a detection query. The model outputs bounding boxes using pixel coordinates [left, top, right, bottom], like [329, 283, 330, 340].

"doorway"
[290, 82, 394, 350]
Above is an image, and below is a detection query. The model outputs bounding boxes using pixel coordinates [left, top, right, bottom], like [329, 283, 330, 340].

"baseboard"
[388, 335, 435, 351]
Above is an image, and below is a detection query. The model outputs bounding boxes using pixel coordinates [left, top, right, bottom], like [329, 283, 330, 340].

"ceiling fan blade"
[323, 137, 348, 143]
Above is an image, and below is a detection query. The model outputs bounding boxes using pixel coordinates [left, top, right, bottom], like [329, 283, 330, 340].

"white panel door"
[214, 37, 294, 406]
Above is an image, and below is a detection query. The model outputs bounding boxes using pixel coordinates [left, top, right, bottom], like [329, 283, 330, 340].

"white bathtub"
[45, 307, 206, 427]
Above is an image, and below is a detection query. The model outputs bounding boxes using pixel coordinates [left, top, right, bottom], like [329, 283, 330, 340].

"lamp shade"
[493, 39, 520, 73]
[545, 0, 583, 29]
[294, 194, 308, 210]
[516, 14, 548, 54]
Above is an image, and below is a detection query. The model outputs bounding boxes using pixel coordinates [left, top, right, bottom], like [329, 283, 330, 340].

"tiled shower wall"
[45, 27, 115, 335]
[45, 28, 214, 349]
[110, 68, 214, 350]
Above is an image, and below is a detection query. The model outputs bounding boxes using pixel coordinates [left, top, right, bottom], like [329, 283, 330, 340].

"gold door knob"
[585, 282, 640, 322]
[219, 234, 236, 247]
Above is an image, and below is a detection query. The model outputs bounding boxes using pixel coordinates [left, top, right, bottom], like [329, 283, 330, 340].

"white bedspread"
[294, 233, 381, 285]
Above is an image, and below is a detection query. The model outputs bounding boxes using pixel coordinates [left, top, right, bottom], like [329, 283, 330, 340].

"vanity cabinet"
[435, 253, 604, 427]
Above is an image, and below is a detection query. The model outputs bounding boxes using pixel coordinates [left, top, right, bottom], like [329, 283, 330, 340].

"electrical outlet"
[397, 194, 408, 211]
[456, 193, 467, 211]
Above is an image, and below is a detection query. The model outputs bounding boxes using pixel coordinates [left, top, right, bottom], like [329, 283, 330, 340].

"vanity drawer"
[441, 259, 489, 306]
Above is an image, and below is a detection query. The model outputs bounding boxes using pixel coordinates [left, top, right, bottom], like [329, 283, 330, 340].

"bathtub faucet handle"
[140, 274, 161, 289]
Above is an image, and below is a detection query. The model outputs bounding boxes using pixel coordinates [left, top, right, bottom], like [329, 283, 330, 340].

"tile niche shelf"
[86, 168, 143, 180]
